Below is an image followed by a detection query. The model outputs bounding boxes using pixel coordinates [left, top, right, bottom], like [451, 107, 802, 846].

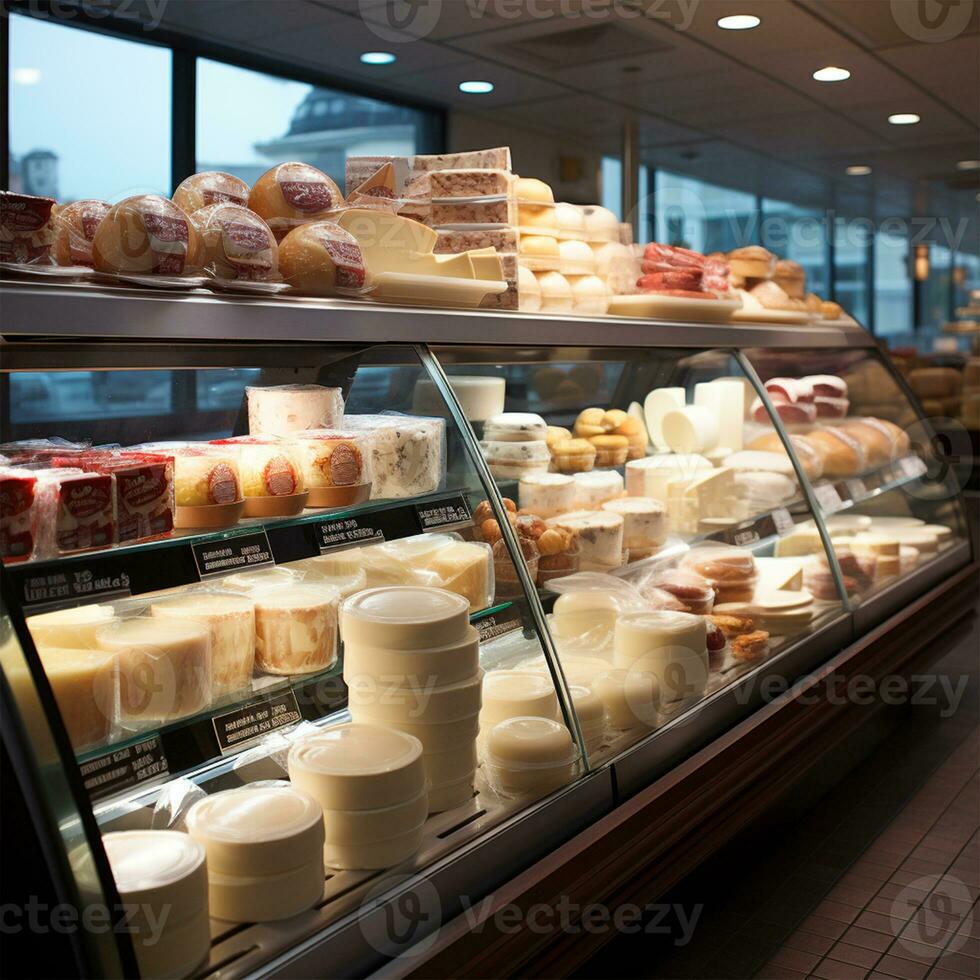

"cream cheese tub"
[346, 711, 480, 753]
[343, 625, 480, 689]
[340, 587, 470, 651]
[323, 824, 425, 871]
[484, 717, 580, 799]
[480, 670, 559, 730]
[347, 669, 484, 725]
[287, 723, 425, 811]
[592, 668, 661, 730]
[319, 788, 428, 846]
[207, 861, 325, 922]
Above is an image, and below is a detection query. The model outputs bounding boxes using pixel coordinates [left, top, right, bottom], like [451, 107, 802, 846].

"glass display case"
[0, 281, 973, 979]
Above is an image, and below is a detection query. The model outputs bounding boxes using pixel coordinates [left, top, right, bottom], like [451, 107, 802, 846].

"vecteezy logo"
[357, 873, 442, 959]
[359, 0, 443, 42]
[890, 0, 975, 42]
[890, 874, 973, 956]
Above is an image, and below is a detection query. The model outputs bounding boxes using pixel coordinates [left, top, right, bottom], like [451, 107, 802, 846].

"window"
[601, 156, 622, 220]
[8, 13, 172, 201]
[196, 60, 436, 191]
[834, 216, 871, 328]
[953, 252, 980, 309]
[655, 171, 757, 254]
[874, 227, 912, 335]
[762, 199, 829, 297]
[922, 244, 952, 330]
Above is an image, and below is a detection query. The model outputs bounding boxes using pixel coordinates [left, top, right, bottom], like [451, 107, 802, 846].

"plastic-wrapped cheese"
[27, 603, 115, 649]
[97, 617, 211, 724]
[292, 430, 372, 507]
[341, 586, 470, 651]
[484, 717, 579, 798]
[342, 415, 445, 499]
[172, 171, 249, 214]
[51, 199, 111, 267]
[248, 162, 344, 240]
[546, 510, 624, 567]
[211, 437, 304, 498]
[253, 584, 341, 675]
[278, 220, 367, 295]
[343, 625, 480, 689]
[246, 384, 344, 437]
[36, 647, 115, 749]
[188, 202, 278, 282]
[151, 591, 255, 697]
[171, 446, 242, 506]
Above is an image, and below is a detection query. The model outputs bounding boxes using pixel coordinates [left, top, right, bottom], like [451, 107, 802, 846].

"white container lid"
[485, 716, 578, 769]
[102, 830, 207, 920]
[288, 723, 425, 810]
[341, 586, 470, 650]
[185, 785, 324, 877]
[481, 670, 559, 728]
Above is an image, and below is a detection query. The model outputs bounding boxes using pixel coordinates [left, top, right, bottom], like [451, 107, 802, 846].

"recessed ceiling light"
[888, 113, 920, 125]
[717, 14, 761, 30]
[956, 159, 980, 170]
[12, 67, 41, 85]
[360, 51, 396, 65]
[846, 165, 872, 176]
[813, 66, 850, 82]
[459, 80, 494, 94]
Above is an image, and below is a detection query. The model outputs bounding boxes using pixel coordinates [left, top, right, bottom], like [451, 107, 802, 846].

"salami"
[638, 269, 702, 291]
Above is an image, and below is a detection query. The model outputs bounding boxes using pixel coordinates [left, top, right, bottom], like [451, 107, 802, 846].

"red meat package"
[0, 469, 38, 562]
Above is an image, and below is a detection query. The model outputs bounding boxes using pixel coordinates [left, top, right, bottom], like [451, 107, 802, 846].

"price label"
[814, 482, 844, 513]
[80, 736, 170, 803]
[902, 457, 927, 479]
[416, 494, 472, 532]
[21, 568, 132, 613]
[471, 603, 523, 643]
[772, 508, 795, 536]
[212, 690, 302, 754]
[317, 515, 384, 553]
[845, 479, 865, 501]
[192, 531, 274, 579]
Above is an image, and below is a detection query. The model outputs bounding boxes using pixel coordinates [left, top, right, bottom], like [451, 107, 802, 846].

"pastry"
[682, 546, 758, 604]
[804, 292, 823, 314]
[728, 246, 775, 280]
[773, 260, 805, 299]
[551, 438, 597, 473]
[867, 417, 910, 457]
[545, 426, 572, 449]
[590, 434, 629, 467]
[707, 613, 755, 638]
[649, 570, 715, 615]
[750, 279, 795, 310]
[821, 300, 843, 320]
[573, 407, 610, 439]
[731, 630, 770, 662]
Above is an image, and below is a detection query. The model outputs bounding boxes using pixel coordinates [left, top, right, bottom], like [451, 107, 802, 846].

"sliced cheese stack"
[613, 611, 709, 711]
[253, 584, 342, 676]
[342, 587, 481, 813]
[288, 723, 427, 870]
[484, 716, 580, 800]
[151, 590, 255, 698]
[96, 617, 211, 726]
[186, 785, 324, 922]
[102, 831, 210, 980]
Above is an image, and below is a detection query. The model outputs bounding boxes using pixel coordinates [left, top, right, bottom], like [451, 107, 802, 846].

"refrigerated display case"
[0, 280, 974, 978]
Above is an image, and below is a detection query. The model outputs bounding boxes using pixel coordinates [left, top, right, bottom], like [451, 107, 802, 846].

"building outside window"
[8, 12, 171, 201]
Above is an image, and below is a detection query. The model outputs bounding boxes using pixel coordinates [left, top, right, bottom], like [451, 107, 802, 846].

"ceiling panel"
[812, 0, 979, 48]
[682, 0, 845, 54]
[157, 0, 340, 43]
[840, 99, 973, 143]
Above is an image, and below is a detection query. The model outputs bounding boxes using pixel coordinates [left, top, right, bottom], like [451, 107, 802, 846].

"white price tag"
[814, 482, 844, 513]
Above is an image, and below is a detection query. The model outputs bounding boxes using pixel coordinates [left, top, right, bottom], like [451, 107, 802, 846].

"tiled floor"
[575, 605, 979, 980]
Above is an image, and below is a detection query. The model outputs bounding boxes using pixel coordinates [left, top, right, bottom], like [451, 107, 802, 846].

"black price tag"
[212, 690, 302, 753]
[80, 736, 170, 803]
[317, 515, 385, 553]
[471, 603, 524, 643]
[21, 567, 132, 613]
[416, 494, 472, 532]
[192, 531, 274, 579]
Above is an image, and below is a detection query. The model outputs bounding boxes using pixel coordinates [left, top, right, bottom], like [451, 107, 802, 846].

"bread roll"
[92, 195, 202, 275]
[837, 419, 898, 467]
[728, 246, 775, 280]
[773, 259, 805, 299]
[52, 199, 110, 267]
[249, 163, 344, 241]
[745, 431, 824, 480]
[188, 203, 278, 281]
[278, 221, 366, 296]
[173, 171, 249, 215]
[805, 428, 865, 477]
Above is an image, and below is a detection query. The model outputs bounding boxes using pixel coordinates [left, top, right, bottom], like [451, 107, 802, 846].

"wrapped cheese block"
[93, 194, 203, 276]
[170, 446, 244, 529]
[278, 221, 367, 295]
[253, 584, 341, 675]
[35, 646, 116, 749]
[151, 590, 255, 697]
[188, 202, 279, 282]
[601, 496, 667, 554]
[99, 831, 210, 980]
[211, 436, 307, 517]
[27, 603, 115, 650]
[248, 162, 345, 241]
[172, 171, 250, 214]
[343, 415, 445, 498]
[0, 190, 56, 264]
[546, 510, 624, 568]
[484, 717, 579, 800]
[51, 199, 111, 267]
[292, 429, 372, 507]
[106, 454, 175, 544]
[0, 468, 38, 561]
[97, 616, 211, 725]
[246, 384, 344, 436]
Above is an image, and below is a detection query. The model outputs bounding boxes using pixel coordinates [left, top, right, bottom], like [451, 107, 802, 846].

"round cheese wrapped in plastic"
[173, 171, 249, 214]
[52, 199, 110, 267]
[92, 195, 202, 275]
[279, 221, 367, 295]
[249, 162, 344, 240]
[188, 203, 278, 282]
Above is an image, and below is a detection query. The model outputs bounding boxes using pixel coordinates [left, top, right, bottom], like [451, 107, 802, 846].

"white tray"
[369, 272, 508, 309]
[608, 293, 741, 323]
[0, 260, 92, 281]
[731, 305, 811, 324]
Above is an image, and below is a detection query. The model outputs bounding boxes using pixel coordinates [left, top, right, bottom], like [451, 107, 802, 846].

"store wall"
[450, 111, 604, 205]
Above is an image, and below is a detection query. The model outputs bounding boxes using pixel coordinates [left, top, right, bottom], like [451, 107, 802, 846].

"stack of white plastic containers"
[341, 586, 483, 812]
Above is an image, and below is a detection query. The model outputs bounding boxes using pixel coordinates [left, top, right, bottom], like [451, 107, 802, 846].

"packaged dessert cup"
[293, 429, 373, 507]
[211, 436, 308, 517]
[170, 446, 245, 529]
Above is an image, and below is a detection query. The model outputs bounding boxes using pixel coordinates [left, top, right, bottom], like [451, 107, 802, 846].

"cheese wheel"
[93, 195, 202, 275]
[253, 584, 341, 675]
[288, 723, 425, 810]
[546, 510, 624, 566]
[613, 611, 707, 666]
[601, 496, 667, 550]
[661, 406, 720, 454]
[248, 162, 344, 240]
[172, 171, 249, 214]
[551, 592, 622, 639]
[480, 671, 560, 730]
[151, 591, 255, 696]
[188, 202, 278, 282]
[97, 617, 210, 723]
[340, 587, 470, 651]
[52, 199, 110, 267]
[483, 412, 548, 443]
[572, 469, 624, 509]
[246, 384, 344, 437]
[36, 646, 115, 749]
[27, 603, 115, 650]
[279, 221, 367, 294]
[519, 472, 575, 518]
[185, 785, 324, 878]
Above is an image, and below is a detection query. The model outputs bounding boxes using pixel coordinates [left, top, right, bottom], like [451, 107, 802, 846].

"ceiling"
[109, 0, 978, 242]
